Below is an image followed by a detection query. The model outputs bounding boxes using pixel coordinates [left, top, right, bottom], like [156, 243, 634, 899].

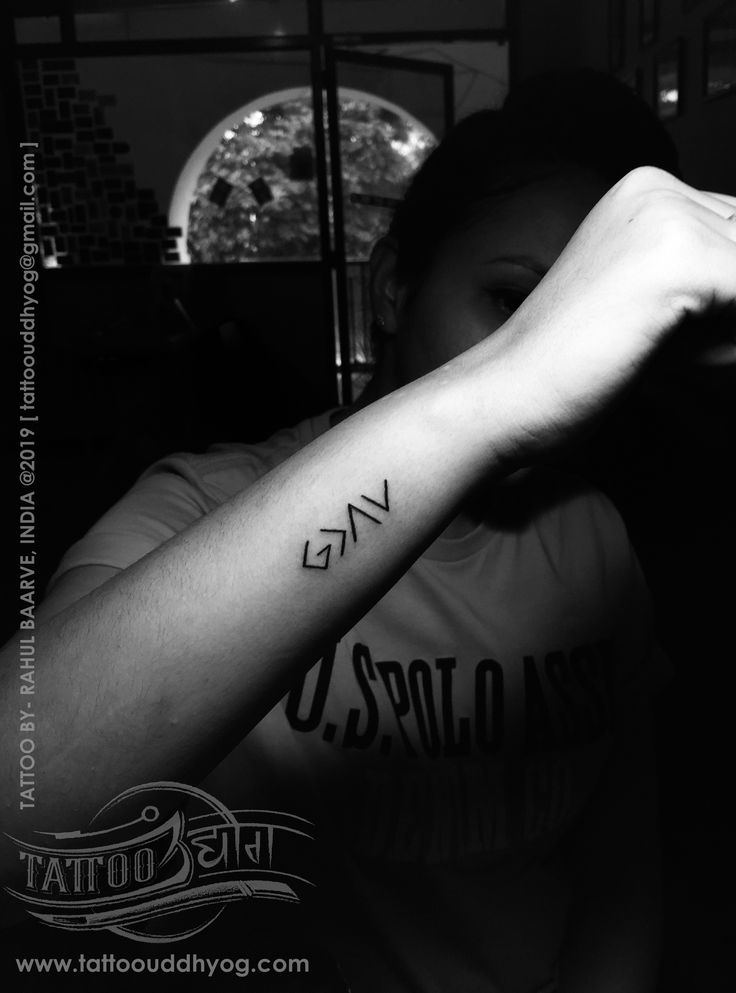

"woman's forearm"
[0, 348, 514, 853]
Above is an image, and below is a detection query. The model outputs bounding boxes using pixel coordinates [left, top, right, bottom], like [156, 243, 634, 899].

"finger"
[699, 189, 736, 217]
[690, 201, 736, 242]
[628, 172, 736, 219]
[660, 172, 736, 213]
[685, 187, 736, 221]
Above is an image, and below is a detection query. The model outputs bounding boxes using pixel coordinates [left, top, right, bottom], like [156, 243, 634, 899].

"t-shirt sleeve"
[579, 487, 672, 707]
[559, 480, 671, 708]
[46, 454, 219, 590]
[45, 415, 332, 593]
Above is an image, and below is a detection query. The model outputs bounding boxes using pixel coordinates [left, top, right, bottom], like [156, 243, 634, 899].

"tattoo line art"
[302, 480, 390, 570]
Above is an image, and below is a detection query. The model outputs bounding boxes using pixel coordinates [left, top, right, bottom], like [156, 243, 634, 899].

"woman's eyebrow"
[481, 254, 547, 276]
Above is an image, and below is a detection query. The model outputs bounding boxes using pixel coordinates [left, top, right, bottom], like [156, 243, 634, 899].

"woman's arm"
[558, 705, 662, 993]
[1, 168, 734, 879]
[0, 370, 504, 834]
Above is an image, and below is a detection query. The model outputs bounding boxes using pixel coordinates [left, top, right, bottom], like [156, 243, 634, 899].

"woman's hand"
[476, 166, 736, 459]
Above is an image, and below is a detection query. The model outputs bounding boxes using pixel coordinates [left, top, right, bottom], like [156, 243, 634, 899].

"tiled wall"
[19, 57, 182, 266]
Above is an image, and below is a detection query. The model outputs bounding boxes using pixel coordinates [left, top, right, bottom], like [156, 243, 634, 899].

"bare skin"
[1, 165, 734, 938]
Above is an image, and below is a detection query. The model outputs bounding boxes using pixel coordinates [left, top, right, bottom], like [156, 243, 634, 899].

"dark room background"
[2, 1, 736, 990]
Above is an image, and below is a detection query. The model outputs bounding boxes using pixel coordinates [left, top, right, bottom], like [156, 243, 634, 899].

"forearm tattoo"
[302, 479, 390, 570]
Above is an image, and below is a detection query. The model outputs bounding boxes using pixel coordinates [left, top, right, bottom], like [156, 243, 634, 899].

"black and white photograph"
[1, 1, 735, 991]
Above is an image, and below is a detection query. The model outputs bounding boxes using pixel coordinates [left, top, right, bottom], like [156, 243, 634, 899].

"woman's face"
[391, 168, 610, 386]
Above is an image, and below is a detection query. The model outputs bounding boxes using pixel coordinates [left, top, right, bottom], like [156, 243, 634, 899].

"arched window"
[169, 87, 436, 264]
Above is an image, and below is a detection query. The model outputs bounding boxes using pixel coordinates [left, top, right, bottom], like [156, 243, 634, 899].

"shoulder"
[47, 409, 337, 587]
[543, 469, 634, 578]
[143, 409, 338, 505]
[489, 465, 628, 547]
[486, 466, 639, 599]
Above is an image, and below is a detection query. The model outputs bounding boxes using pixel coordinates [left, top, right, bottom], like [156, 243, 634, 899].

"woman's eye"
[488, 288, 529, 318]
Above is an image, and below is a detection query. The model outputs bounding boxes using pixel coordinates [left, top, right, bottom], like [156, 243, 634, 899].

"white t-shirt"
[50, 410, 667, 993]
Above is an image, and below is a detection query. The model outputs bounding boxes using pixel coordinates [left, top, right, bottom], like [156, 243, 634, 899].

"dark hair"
[387, 68, 681, 285]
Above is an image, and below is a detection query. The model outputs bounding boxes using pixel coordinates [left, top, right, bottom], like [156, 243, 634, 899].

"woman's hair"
[387, 68, 681, 285]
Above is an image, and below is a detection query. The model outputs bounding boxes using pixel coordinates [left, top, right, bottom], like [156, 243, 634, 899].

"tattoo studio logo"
[4, 783, 314, 942]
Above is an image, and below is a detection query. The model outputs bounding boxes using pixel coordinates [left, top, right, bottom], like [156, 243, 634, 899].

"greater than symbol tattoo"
[302, 480, 390, 570]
